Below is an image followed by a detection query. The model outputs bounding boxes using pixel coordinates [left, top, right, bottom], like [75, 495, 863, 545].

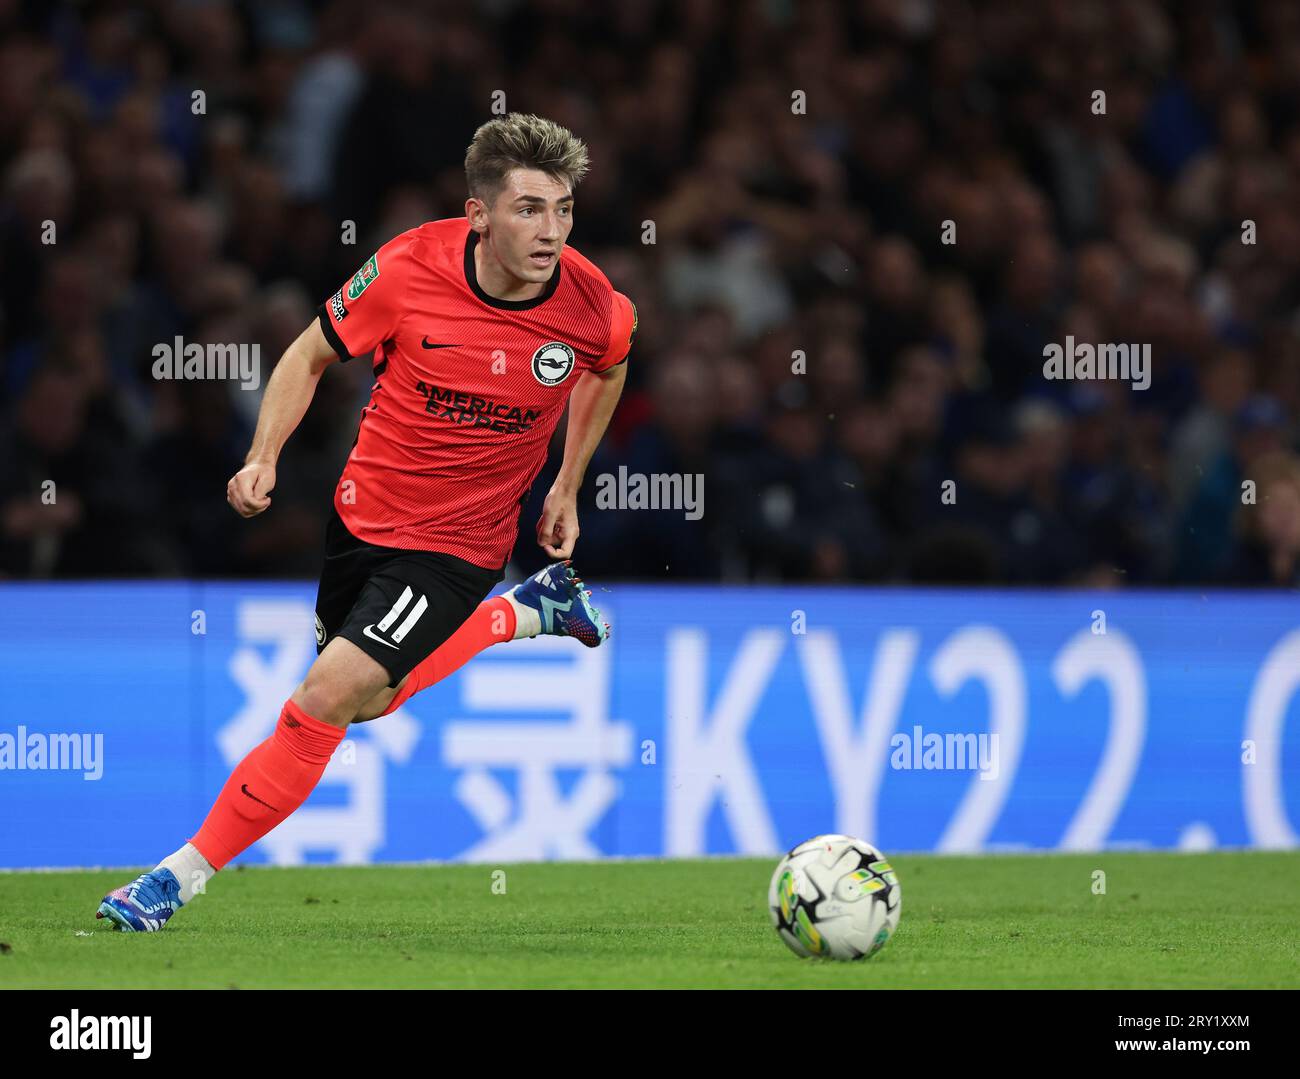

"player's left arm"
[536, 293, 636, 559]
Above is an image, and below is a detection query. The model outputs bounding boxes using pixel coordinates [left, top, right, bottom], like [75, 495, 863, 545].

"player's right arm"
[229, 234, 415, 518]
[226, 319, 338, 518]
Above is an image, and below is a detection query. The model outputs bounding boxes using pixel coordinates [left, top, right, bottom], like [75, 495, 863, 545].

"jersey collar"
[464, 228, 562, 310]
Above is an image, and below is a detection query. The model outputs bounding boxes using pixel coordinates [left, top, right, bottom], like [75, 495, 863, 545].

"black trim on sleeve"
[317, 304, 353, 363]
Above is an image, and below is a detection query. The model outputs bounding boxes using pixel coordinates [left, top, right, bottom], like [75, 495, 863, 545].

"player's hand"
[536, 486, 578, 559]
[227, 460, 276, 518]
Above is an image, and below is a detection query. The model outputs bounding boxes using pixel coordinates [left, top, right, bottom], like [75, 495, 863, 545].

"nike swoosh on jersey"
[421, 338, 461, 349]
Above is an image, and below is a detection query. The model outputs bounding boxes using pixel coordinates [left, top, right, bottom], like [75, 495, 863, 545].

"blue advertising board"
[1, 583, 1297, 867]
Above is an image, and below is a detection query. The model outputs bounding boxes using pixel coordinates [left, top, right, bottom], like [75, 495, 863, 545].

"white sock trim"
[156, 842, 217, 905]
[503, 589, 541, 640]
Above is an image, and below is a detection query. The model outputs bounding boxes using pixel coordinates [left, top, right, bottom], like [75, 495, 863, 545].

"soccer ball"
[768, 834, 901, 960]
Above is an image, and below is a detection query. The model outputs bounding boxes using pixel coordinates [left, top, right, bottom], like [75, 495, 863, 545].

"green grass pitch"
[1, 851, 1296, 989]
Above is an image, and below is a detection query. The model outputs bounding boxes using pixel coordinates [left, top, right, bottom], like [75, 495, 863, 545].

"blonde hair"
[465, 113, 590, 206]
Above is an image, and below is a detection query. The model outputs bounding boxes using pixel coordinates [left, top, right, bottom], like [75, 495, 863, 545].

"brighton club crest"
[531, 342, 575, 386]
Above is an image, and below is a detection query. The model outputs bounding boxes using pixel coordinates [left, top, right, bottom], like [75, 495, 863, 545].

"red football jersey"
[317, 217, 636, 569]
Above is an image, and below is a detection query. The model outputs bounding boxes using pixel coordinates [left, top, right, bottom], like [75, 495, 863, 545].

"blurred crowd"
[2, 0, 1300, 586]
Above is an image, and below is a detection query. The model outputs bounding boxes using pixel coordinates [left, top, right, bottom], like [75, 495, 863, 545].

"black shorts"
[313, 506, 507, 687]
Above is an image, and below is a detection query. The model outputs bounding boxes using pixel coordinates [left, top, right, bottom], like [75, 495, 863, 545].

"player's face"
[481, 168, 574, 284]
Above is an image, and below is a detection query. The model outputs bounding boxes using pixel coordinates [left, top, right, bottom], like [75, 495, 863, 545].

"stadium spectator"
[1, 0, 1297, 587]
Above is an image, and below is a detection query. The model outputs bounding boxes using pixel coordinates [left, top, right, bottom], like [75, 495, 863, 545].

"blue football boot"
[509, 560, 610, 647]
[96, 868, 183, 932]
